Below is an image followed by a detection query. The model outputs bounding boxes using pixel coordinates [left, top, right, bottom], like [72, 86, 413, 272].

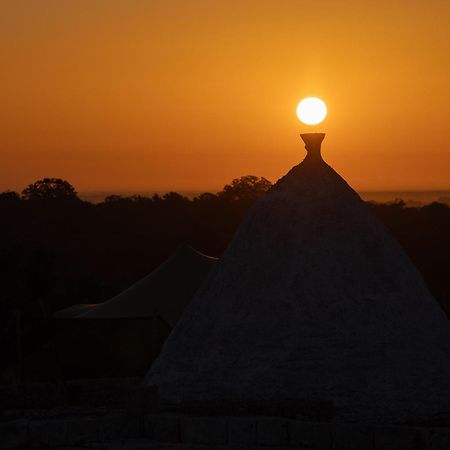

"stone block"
[0, 385, 24, 411]
[180, 416, 227, 445]
[373, 426, 420, 450]
[228, 417, 257, 444]
[97, 414, 136, 441]
[23, 382, 63, 409]
[29, 419, 68, 446]
[290, 420, 332, 450]
[58, 447, 96, 450]
[126, 386, 159, 416]
[257, 417, 289, 446]
[106, 442, 125, 450]
[333, 423, 374, 450]
[144, 414, 180, 442]
[84, 444, 109, 450]
[122, 416, 143, 439]
[65, 378, 129, 409]
[424, 428, 450, 450]
[121, 438, 157, 449]
[0, 420, 28, 449]
[67, 417, 101, 444]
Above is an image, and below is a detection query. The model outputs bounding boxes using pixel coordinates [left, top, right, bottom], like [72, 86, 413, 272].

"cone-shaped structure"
[145, 135, 450, 422]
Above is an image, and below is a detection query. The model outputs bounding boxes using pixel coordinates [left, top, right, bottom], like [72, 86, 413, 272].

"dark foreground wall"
[2, 380, 450, 449]
[0, 378, 143, 411]
[2, 412, 450, 450]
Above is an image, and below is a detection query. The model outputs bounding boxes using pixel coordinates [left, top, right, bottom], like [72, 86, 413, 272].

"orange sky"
[1, 1, 449, 193]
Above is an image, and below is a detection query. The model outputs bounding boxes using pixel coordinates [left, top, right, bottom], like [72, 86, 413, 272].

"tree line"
[0, 176, 272, 315]
[1, 177, 449, 315]
[0, 176, 449, 376]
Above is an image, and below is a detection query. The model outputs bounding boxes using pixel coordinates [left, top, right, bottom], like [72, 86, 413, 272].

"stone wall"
[2, 412, 450, 450]
[0, 378, 144, 412]
[1, 381, 449, 449]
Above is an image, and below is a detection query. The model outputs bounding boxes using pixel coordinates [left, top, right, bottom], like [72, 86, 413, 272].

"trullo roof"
[145, 134, 450, 422]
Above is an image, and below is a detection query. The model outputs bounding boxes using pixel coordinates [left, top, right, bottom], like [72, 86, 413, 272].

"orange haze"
[1, 1, 450, 193]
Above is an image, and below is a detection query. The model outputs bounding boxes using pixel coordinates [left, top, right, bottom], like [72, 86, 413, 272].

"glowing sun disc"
[296, 97, 327, 125]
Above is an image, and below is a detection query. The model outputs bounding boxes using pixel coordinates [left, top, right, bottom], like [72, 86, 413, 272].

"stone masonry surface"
[2, 413, 450, 450]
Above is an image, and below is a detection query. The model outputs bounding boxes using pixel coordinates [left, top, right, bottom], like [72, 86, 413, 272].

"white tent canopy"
[55, 244, 217, 326]
[53, 304, 97, 318]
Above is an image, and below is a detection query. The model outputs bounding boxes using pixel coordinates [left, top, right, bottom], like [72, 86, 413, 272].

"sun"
[296, 97, 327, 125]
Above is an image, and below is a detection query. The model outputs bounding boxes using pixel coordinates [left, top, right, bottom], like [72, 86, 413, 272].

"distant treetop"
[0, 191, 21, 203]
[220, 175, 272, 202]
[21, 178, 78, 201]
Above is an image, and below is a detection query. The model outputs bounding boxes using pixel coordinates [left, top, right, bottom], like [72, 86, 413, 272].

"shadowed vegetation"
[0, 176, 449, 379]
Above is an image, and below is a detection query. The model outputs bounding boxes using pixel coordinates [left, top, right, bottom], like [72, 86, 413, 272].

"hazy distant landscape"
[80, 190, 450, 206]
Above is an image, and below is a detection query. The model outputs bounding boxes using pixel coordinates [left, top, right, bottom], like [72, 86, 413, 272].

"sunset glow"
[0, 1, 450, 193]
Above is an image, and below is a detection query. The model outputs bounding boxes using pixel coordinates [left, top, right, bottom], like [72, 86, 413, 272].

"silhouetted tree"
[162, 192, 189, 204]
[22, 178, 78, 201]
[104, 195, 124, 203]
[220, 175, 272, 202]
[194, 193, 218, 203]
[0, 191, 21, 204]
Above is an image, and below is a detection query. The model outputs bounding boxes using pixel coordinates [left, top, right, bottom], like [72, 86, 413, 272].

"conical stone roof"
[145, 134, 450, 422]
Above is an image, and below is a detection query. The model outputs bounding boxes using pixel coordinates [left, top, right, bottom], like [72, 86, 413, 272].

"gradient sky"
[1, 0, 449, 193]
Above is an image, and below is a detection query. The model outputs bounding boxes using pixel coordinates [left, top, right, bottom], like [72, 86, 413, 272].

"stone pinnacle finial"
[301, 133, 326, 161]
